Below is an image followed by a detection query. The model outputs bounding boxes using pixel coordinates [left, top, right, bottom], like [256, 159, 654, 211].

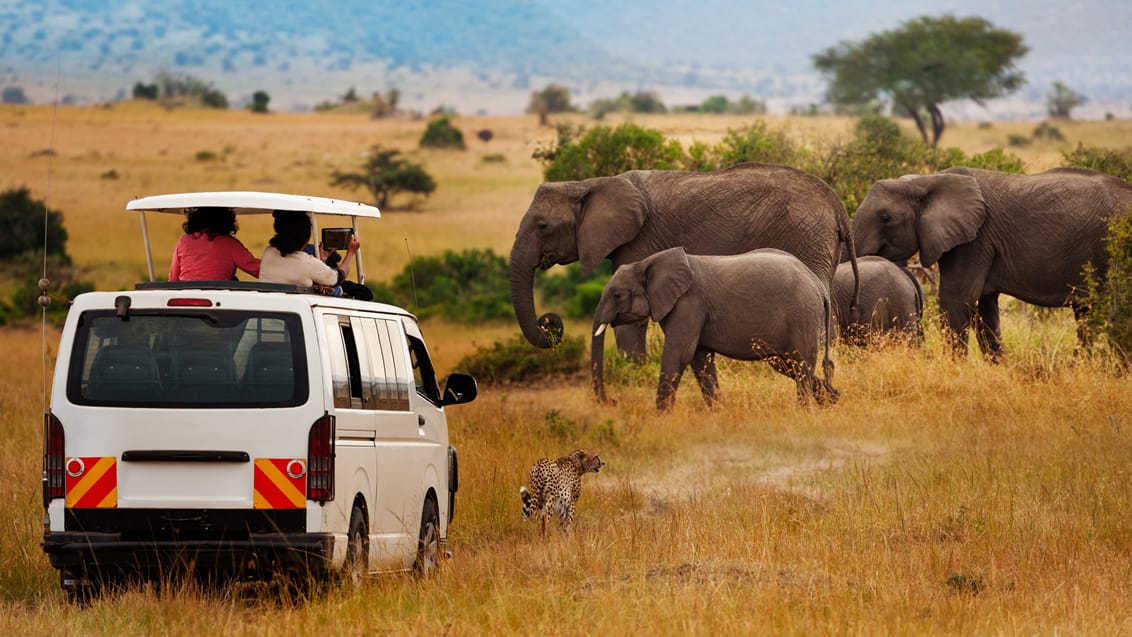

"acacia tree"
[813, 15, 1028, 146]
[1046, 81, 1084, 119]
[329, 145, 436, 209]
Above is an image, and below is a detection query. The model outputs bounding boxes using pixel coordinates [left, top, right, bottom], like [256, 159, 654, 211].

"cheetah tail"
[519, 486, 533, 521]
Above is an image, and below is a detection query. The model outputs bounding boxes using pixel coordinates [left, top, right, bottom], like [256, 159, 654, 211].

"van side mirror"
[440, 373, 477, 406]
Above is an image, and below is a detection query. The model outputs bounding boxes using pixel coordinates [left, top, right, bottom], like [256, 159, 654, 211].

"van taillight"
[307, 414, 335, 502]
[43, 413, 65, 505]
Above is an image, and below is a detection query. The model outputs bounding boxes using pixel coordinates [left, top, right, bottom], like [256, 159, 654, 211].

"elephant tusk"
[593, 323, 608, 337]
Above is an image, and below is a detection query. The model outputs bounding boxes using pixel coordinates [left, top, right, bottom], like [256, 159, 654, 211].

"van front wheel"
[413, 497, 440, 576]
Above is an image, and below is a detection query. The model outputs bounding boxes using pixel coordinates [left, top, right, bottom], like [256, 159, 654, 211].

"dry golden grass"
[3, 105, 1132, 634]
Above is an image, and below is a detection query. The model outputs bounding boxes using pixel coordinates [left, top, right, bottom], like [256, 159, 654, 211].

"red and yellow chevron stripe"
[253, 458, 306, 509]
[65, 457, 117, 509]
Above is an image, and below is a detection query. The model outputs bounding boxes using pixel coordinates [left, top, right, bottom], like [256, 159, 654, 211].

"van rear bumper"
[42, 531, 336, 580]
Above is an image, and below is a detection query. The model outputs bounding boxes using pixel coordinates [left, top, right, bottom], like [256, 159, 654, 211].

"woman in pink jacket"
[169, 207, 260, 281]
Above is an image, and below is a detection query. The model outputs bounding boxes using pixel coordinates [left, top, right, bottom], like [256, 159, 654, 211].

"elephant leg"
[656, 340, 694, 412]
[656, 368, 685, 412]
[613, 320, 648, 363]
[937, 292, 977, 358]
[690, 348, 720, 407]
[767, 355, 814, 404]
[973, 293, 1004, 362]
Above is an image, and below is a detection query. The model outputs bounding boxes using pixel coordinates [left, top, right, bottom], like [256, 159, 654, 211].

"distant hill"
[2, 0, 1130, 119]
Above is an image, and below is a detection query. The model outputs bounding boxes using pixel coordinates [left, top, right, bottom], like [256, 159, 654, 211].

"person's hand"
[346, 234, 361, 253]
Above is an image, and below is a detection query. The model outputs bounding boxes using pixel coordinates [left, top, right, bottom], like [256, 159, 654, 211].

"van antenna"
[404, 238, 418, 310]
[40, 57, 62, 418]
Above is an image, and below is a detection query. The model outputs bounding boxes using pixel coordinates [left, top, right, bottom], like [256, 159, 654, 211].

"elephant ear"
[577, 176, 647, 274]
[644, 248, 693, 322]
[914, 173, 987, 267]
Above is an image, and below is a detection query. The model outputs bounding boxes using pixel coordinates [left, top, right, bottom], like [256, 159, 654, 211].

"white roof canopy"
[126, 191, 379, 282]
[126, 191, 381, 219]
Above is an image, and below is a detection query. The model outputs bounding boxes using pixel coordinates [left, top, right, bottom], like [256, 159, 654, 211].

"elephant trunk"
[591, 322, 610, 403]
[509, 243, 556, 349]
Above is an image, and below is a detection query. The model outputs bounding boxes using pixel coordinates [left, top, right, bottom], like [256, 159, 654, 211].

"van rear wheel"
[413, 497, 440, 576]
[342, 506, 368, 587]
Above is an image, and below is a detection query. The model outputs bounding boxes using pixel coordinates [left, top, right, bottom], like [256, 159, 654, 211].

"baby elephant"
[592, 247, 837, 411]
[519, 449, 605, 536]
[833, 256, 924, 345]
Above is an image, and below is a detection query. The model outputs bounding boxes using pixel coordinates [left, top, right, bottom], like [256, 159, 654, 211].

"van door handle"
[418, 415, 425, 427]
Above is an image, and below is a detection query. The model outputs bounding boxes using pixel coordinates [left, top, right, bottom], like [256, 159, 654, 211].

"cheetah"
[519, 449, 605, 536]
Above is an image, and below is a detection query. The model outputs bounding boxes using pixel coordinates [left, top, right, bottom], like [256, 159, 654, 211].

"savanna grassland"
[2, 103, 1132, 635]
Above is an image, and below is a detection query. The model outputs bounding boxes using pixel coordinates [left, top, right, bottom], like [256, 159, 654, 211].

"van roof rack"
[135, 281, 318, 294]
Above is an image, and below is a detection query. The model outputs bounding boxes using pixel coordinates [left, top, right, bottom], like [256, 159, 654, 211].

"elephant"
[833, 256, 924, 345]
[852, 166, 1132, 359]
[591, 247, 838, 411]
[509, 162, 859, 359]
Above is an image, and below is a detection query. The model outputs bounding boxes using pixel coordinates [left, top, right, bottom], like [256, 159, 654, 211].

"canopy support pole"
[139, 211, 155, 282]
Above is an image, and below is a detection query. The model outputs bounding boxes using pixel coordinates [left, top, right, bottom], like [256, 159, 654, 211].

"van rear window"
[67, 310, 308, 408]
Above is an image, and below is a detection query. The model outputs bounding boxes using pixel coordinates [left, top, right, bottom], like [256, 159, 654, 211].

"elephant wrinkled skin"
[509, 162, 858, 358]
[852, 166, 1132, 359]
[591, 247, 838, 411]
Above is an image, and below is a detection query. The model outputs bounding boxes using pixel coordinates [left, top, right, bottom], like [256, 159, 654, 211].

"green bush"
[454, 333, 585, 385]
[1033, 122, 1065, 141]
[1082, 206, 1132, 367]
[959, 147, 1026, 173]
[535, 122, 683, 181]
[368, 249, 511, 322]
[0, 187, 69, 263]
[419, 116, 466, 150]
[812, 115, 1023, 215]
[1061, 143, 1132, 181]
[536, 261, 613, 319]
[708, 121, 807, 170]
[10, 276, 95, 323]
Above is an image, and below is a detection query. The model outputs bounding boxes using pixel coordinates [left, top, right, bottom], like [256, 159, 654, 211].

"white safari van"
[42, 192, 476, 597]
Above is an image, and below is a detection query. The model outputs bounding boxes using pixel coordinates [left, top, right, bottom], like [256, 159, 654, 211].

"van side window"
[357, 317, 411, 411]
[407, 334, 441, 405]
[323, 315, 358, 409]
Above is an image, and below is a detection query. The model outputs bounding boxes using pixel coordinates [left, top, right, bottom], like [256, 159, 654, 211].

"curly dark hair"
[269, 211, 312, 256]
[183, 207, 238, 236]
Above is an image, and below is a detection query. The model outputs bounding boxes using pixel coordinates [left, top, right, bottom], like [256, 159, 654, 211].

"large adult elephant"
[509, 162, 859, 358]
[852, 166, 1132, 358]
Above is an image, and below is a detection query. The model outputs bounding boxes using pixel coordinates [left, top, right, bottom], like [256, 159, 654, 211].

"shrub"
[420, 116, 466, 150]
[368, 249, 511, 322]
[588, 91, 667, 118]
[959, 147, 1026, 173]
[535, 123, 683, 181]
[1061, 143, 1132, 181]
[813, 115, 1023, 215]
[249, 90, 270, 114]
[708, 120, 806, 170]
[536, 261, 613, 319]
[0, 187, 69, 263]
[1007, 134, 1031, 147]
[10, 275, 94, 323]
[1082, 205, 1132, 367]
[454, 333, 585, 385]
[1033, 122, 1065, 141]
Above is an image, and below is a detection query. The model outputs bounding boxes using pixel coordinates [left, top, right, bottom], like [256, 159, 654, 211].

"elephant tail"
[899, 265, 926, 343]
[838, 209, 862, 325]
[821, 292, 839, 403]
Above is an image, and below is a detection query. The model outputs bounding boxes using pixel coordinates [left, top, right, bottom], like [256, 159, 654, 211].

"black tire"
[342, 505, 368, 587]
[413, 497, 441, 576]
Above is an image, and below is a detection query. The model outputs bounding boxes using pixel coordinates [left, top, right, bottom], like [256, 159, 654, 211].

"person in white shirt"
[260, 211, 370, 300]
